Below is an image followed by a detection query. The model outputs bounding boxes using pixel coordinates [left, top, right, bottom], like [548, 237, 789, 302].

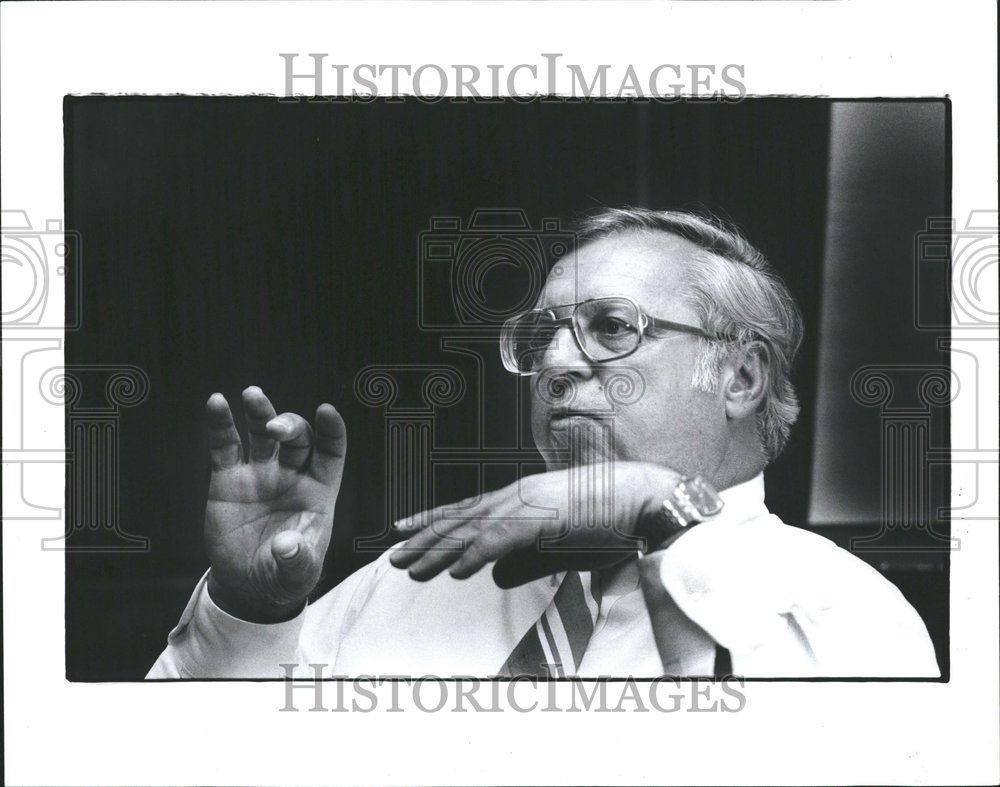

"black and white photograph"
[61, 96, 950, 681]
[2, 2, 998, 785]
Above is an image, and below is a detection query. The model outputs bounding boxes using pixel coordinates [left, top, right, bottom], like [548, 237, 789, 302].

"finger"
[449, 519, 537, 580]
[206, 393, 242, 469]
[389, 514, 474, 569]
[394, 491, 492, 533]
[267, 412, 313, 470]
[269, 530, 321, 600]
[309, 403, 347, 485]
[400, 523, 482, 581]
[242, 386, 278, 462]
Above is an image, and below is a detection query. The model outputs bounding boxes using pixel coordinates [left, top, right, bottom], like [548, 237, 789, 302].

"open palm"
[203, 386, 346, 621]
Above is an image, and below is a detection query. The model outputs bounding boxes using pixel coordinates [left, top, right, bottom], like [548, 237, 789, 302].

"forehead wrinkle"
[541, 269, 650, 302]
[540, 241, 695, 313]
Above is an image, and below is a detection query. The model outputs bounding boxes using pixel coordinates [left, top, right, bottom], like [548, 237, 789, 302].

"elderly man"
[149, 208, 939, 679]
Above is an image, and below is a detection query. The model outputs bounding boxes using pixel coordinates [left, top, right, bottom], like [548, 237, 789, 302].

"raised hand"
[202, 386, 347, 622]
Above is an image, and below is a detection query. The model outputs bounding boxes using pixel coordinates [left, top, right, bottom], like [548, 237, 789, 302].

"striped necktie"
[498, 571, 602, 678]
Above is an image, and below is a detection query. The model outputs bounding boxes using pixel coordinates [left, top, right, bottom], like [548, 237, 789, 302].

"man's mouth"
[547, 408, 608, 428]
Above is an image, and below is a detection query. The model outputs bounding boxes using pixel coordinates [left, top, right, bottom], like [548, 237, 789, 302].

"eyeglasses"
[500, 295, 722, 376]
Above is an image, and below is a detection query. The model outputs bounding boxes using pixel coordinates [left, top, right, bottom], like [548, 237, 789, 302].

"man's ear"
[722, 341, 769, 421]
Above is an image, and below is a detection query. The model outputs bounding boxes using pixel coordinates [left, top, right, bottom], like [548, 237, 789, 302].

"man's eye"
[596, 316, 636, 336]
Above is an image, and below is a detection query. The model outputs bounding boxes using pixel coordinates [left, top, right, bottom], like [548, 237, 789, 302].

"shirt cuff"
[164, 570, 308, 678]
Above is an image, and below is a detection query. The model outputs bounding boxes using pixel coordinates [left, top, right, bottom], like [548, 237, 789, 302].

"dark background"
[63, 97, 950, 680]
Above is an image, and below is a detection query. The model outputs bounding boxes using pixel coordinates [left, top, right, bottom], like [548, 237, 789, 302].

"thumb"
[269, 530, 318, 598]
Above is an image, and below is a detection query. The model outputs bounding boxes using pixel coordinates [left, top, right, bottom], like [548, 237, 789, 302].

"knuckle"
[487, 518, 514, 539]
[446, 528, 474, 551]
[476, 526, 510, 551]
[464, 541, 490, 563]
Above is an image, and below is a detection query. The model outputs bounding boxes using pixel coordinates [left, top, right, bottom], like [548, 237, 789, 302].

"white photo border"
[2, 1, 997, 785]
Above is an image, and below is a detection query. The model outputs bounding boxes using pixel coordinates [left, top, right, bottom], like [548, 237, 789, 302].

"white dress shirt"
[147, 474, 940, 679]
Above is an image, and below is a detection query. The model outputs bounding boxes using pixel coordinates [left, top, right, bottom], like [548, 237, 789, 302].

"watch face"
[685, 476, 724, 517]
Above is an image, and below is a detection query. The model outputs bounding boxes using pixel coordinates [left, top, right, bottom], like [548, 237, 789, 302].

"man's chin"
[539, 418, 617, 466]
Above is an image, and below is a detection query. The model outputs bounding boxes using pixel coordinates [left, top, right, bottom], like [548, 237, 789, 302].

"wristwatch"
[641, 475, 724, 553]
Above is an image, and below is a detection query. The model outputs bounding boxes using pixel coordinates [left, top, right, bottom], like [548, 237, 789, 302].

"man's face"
[529, 230, 728, 476]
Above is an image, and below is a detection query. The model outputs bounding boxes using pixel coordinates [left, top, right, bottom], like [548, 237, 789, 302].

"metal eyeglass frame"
[500, 295, 726, 376]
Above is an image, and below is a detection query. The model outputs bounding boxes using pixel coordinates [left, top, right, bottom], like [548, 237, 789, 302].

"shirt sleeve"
[146, 571, 307, 679]
[147, 553, 392, 679]
[637, 515, 941, 678]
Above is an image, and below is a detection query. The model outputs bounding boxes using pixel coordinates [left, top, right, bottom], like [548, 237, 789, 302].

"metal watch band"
[643, 475, 724, 553]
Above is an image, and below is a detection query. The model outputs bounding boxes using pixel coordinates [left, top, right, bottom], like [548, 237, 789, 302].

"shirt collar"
[712, 472, 768, 527]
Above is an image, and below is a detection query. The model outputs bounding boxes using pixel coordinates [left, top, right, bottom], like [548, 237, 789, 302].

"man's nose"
[539, 325, 594, 377]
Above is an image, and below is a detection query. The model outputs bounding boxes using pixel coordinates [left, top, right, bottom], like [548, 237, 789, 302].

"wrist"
[635, 468, 723, 554]
[206, 571, 306, 624]
[634, 465, 682, 551]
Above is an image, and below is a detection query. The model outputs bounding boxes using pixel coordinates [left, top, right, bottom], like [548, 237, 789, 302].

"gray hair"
[574, 207, 803, 461]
